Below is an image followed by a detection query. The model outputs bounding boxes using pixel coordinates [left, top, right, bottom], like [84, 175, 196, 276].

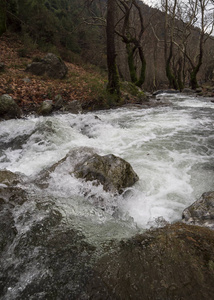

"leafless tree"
[161, 0, 214, 89]
[106, 0, 120, 96]
[115, 0, 147, 87]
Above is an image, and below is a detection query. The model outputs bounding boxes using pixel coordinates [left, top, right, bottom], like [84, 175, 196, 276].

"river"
[1, 93, 214, 232]
[1, 93, 214, 299]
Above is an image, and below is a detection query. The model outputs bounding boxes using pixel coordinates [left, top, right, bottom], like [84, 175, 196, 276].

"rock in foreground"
[182, 191, 214, 229]
[1, 183, 214, 299]
[74, 153, 139, 193]
[90, 223, 214, 300]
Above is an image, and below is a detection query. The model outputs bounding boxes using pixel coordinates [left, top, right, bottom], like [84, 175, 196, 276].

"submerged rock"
[0, 170, 22, 186]
[1, 184, 214, 299]
[25, 53, 68, 79]
[0, 185, 28, 253]
[74, 153, 139, 193]
[0, 188, 99, 300]
[0, 94, 22, 120]
[182, 191, 214, 229]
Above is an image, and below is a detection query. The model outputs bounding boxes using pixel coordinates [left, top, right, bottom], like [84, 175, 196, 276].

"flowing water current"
[0, 94, 214, 240]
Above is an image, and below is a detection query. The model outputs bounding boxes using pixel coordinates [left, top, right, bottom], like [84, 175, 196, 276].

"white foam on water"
[0, 95, 214, 229]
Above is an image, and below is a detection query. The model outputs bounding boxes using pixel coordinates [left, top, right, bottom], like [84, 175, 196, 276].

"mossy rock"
[121, 81, 148, 103]
[0, 94, 22, 119]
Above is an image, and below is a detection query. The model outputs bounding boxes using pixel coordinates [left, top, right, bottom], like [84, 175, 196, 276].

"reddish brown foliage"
[0, 33, 105, 112]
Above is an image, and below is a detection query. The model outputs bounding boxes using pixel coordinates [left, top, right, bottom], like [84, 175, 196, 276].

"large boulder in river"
[37, 148, 139, 195]
[25, 53, 68, 79]
[0, 94, 22, 120]
[182, 191, 214, 229]
[74, 153, 139, 193]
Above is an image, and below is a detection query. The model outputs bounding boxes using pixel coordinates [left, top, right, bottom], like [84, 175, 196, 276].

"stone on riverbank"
[0, 94, 22, 120]
[37, 100, 53, 115]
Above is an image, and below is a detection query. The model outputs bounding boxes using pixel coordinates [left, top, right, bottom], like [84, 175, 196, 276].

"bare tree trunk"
[0, 0, 6, 36]
[164, 0, 178, 89]
[190, 40, 203, 89]
[106, 0, 120, 97]
[116, 0, 146, 87]
[189, 0, 205, 89]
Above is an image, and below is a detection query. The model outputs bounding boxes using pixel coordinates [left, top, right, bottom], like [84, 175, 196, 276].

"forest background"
[0, 0, 214, 110]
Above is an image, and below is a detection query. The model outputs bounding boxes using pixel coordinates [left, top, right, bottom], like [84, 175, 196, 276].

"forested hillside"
[1, 0, 214, 91]
[4, 0, 106, 66]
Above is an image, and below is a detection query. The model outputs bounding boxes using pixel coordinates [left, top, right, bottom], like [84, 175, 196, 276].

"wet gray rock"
[35, 147, 97, 188]
[25, 53, 68, 79]
[0, 185, 28, 254]
[182, 88, 195, 94]
[36, 149, 138, 195]
[53, 96, 82, 114]
[54, 94, 64, 110]
[0, 170, 23, 186]
[0, 189, 100, 300]
[37, 100, 53, 115]
[182, 191, 214, 229]
[74, 153, 139, 193]
[196, 87, 203, 93]
[64, 100, 82, 114]
[153, 89, 179, 96]
[1, 185, 214, 299]
[0, 94, 22, 120]
[0, 200, 17, 253]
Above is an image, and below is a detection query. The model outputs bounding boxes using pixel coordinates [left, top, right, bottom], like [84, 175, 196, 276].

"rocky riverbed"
[0, 168, 214, 300]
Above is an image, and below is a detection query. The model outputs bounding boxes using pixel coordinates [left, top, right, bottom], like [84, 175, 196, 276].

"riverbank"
[0, 33, 107, 113]
[0, 33, 150, 115]
[2, 33, 213, 117]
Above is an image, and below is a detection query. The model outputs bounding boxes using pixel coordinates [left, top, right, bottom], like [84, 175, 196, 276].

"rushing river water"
[1, 93, 214, 299]
[0, 93, 214, 234]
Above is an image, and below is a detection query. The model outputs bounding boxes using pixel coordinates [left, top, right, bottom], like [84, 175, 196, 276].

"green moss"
[166, 63, 178, 90]
[126, 44, 138, 84]
[209, 260, 214, 272]
[121, 81, 145, 98]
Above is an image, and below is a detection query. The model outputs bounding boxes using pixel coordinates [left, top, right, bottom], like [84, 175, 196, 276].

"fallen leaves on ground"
[0, 33, 106, 112]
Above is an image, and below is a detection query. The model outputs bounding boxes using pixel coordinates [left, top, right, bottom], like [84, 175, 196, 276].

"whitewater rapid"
[0, 94, 214, 230]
